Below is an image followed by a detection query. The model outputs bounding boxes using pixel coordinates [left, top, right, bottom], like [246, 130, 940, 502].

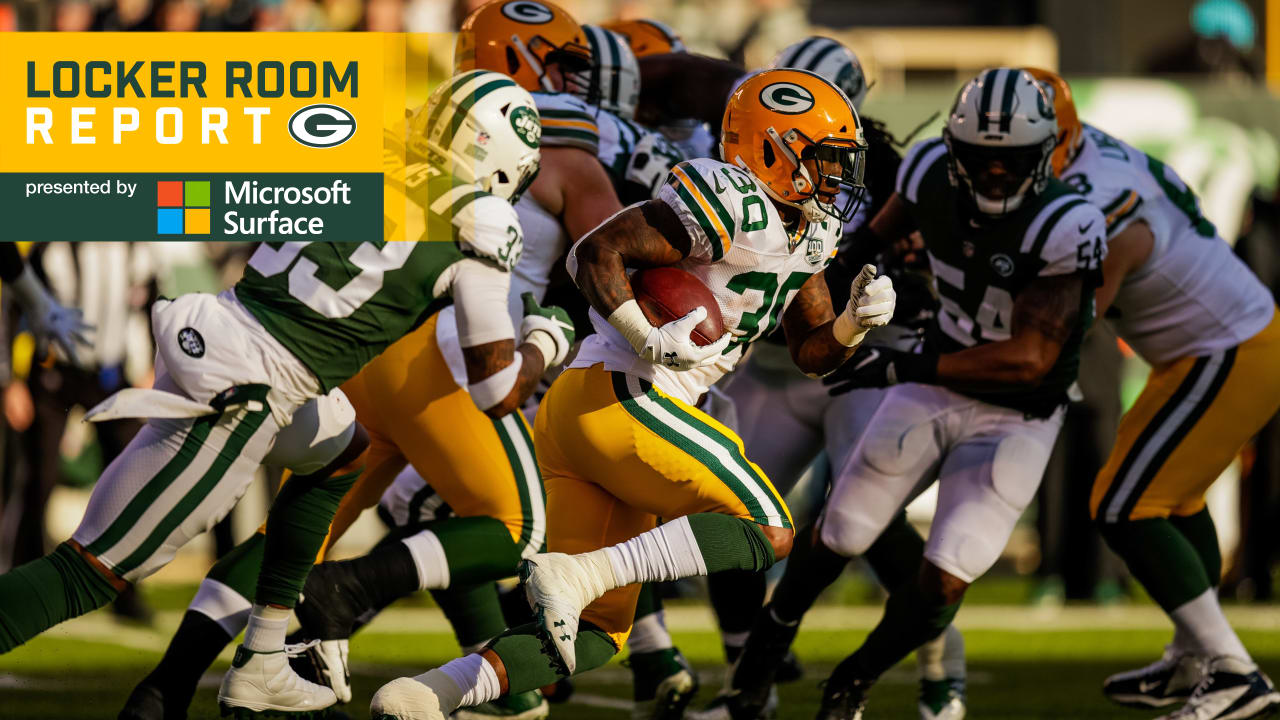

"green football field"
[3, 596, 1280, 720]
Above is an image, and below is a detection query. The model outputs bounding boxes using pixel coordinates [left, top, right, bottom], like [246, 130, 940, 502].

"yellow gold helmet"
[601, 18, 685, 57]
[456, 0, 592, 94]
[1024, 67, 1082, 176]
[720, 68, 867, 222]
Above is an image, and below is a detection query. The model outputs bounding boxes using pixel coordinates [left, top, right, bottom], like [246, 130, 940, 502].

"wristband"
[523, 329, 560, 371]
[606, 299, 653, 354]
[467, 354, 523, 411]
[832, 307, 867, 347]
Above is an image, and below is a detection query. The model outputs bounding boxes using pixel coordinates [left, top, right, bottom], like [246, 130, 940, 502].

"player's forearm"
[790, 322, 859, 377]
[461, 340, 544, 418]
[572, 237, 635, 318]
[934, 337, 1060, 391]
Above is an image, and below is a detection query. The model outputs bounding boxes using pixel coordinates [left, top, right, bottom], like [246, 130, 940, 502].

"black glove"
[822, 346, 939, 395]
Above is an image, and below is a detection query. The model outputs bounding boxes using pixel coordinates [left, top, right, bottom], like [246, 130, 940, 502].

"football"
[630, 266, 726, 346]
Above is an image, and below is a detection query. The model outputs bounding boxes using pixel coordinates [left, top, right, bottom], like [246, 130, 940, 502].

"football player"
[1030, 68, 1280, 720]
[368, 68, 896, 720]
[693, 37, 967, 720]
[723, 68, 1104, 719]
[0, 69, 571, 720]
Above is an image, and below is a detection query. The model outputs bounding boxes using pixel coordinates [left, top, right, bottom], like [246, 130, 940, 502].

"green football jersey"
[235, 152, 522, 392]
[897, 137, 1107, 417]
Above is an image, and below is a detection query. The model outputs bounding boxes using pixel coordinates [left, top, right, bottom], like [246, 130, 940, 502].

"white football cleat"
[370, 677, 447, 720]
[217, 643, 337, 718]
[1157, 656, 1280, 720]
[519, 552, 615, 675]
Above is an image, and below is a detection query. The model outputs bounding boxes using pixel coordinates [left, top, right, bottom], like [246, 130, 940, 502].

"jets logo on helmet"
[759, 82, 815, 114]
[501, 0, 554, 23]
[772, 36, 869, 110]
[510, 105, 541, 148]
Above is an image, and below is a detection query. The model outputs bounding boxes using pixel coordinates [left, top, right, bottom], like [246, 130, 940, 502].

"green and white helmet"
[772, 36, 869, 110]
[573, 25, 641, 119]
[944, 67, 1057, 215]
[410, 69, 542, 202]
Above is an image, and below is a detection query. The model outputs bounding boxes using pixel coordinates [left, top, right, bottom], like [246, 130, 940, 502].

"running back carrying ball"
[630, 266, 726, 346]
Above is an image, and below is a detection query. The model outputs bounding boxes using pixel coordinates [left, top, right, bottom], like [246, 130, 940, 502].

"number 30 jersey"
[898, 137, 1106, 417]
[571, 157, 841, 406]
[1062, 125, 1274, 365]
[235, 153, 522, 392]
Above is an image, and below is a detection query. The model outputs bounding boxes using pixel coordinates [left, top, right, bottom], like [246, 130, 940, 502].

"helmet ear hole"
[505, 47, 521, 76]
[762, 139, 775, 167]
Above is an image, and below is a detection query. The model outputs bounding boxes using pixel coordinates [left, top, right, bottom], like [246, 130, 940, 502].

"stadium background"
[2, 0, 1280, 718]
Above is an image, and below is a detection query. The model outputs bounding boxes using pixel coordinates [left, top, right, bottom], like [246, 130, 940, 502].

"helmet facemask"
[944, 131, 1054, 216]
[763, 126, 867, 223]
[511, 33, 593, 94]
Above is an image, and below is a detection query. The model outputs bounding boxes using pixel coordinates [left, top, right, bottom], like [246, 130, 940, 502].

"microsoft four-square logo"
[157, 181, 210, 235]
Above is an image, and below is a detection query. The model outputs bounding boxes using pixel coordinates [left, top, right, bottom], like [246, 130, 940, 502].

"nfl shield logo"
[806, 238, 825, 265]
[178, 327, 205, 358]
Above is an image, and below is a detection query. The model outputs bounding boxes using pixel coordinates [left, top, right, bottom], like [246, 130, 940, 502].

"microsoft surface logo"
[157, 181, 210, 235]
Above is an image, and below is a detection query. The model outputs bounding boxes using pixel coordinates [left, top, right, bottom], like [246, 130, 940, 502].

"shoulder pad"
[533, 92, 600, 155]
[430, 182, 523, 272]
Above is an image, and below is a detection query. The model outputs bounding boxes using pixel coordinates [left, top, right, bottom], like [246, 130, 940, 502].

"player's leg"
[817, 396, 1062, 719]
[1092, 325, 1280, 718]
[626, 583, 700, 720]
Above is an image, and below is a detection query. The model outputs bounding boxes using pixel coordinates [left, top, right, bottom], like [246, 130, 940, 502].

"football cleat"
[629, 647, 700, 720]
[1104, 645, 1203, 708]
[519, 552, 615, 675]
[290, 639, 352, 704]
[685, 688, 778, 720]
[217, 642, 337, 718]
[815, 663, 873, 720]
[453, 690, 550, 720]
[116, 682, 165, 720]
[1156, 657, 1280, 720]
[370, 677, 447, 720]
[919, 677, 966, 720]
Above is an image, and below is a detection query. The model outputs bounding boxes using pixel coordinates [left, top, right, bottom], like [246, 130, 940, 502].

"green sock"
[1098, 517, 1211, 612]
[205, 532, 266, 600]
[847, 581, 962, 680]
[1170, 508, 1221, 585]
[0, 543, 118, 652]
[863, 513, 926, 592]
[490, 621, 619, 692]
[686, 514, 776, 574]
[432, 516, 525, 586]
[255, 468, 360, 608]
[431, 582, 508, 651]
[633, 582, 663, 622]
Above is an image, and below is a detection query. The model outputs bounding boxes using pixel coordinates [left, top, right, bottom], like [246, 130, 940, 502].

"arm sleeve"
[450, 258, 516, 347]
[450, 195, 524, 272]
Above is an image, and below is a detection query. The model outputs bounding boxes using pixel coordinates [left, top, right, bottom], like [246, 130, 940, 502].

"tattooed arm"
[781, 270, 862, 376]
[460, 340, 547, 418]
[935, 272, 1083, 391]
[570, 199, 691, 315]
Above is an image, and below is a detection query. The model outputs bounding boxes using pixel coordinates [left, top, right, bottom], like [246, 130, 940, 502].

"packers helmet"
[409, 70, 541, 202]
[455, 0, 592, 94]
[721, 68, 867, 223]
[1024, 67, 1082, 177]
[572, 25, 641, 119]
[944, 67, 1057, 216]
[601, 18, 685, 56]
[772, 37, 869, 111]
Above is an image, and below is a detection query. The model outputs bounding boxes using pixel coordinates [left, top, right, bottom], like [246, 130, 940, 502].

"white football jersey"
[597, 111, 686, 199]
[1067, 125, 1274, 364]
[571, 157, 842, 406]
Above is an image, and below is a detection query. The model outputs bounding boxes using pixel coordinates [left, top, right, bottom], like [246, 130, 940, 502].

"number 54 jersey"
[571, 157, 842, 406]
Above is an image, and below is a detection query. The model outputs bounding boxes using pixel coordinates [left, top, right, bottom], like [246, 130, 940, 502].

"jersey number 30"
[248, 241, 415, 319]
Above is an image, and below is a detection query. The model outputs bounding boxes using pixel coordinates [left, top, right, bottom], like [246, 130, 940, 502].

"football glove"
[520, 292, 575, 370]
[833, 264, 896, 347]
[822, 345, 938, 395]
[639, 306, 731, 371]
[10, 266, 91, 365]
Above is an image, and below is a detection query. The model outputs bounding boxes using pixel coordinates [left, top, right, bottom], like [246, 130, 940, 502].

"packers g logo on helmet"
[510, 105, 541, 148]
[758, 82, 816, 114]
[501, 1, 554, 24]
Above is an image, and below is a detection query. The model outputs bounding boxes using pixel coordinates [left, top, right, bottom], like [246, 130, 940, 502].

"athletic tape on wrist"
[607, 299, 654, 354]
[467, 354, 522, 411]
[523, 329, 560, 370]
[832, 307, 868, 347]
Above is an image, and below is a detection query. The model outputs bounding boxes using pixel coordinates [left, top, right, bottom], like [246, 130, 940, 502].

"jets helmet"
[721, 68, 867, 223]
[944, 67, 1057, 216]
[572, 25, 641, 119]
[1024, 67, 1083, 177]
[455, 0, 592, 94]
[772, 37, 869, 110]
[409, 70, 541, 202]
[601, 18, 685, 57]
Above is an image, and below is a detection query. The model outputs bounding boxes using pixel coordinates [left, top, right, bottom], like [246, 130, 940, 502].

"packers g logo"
[510, 105, 541, 148]
[759, 82, 815, 115]
[501, 1, 554, 23]
[288, 104, 357, 148]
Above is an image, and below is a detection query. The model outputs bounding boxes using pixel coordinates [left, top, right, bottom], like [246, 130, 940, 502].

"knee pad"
[265, 389, 357, 475]
[818, 508, 880, 559]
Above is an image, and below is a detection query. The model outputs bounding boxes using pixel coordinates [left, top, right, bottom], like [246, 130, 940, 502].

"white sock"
[940, 624, 966, 679]
[628, 610, 674, 654]
[721, 630, 749, 651]
[1170, 588, 1252, 664]
[917, 632, 946, 682]
[402, 530, 451, 591]
[242, 604, 290, 653]
[415, 654, 500, 712]
[189, 578, 252, 637]
[603, 517, 708, 587]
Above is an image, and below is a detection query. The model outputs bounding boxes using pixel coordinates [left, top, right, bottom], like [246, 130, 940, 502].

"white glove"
[833, 264, 896, 347]
[519, 293, 575, 370]
[608, 300, 731, 371]
[10, 266, 92, 364]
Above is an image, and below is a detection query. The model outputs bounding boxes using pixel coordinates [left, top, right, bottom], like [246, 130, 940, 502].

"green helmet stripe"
[601, 28, 624, 108]
[805, 40, 840, 72]
[998, 68, 1018, 132]
[447, 77, 518, 139]
[779, 36, 819, 67]
[426, 71, 483, 144]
